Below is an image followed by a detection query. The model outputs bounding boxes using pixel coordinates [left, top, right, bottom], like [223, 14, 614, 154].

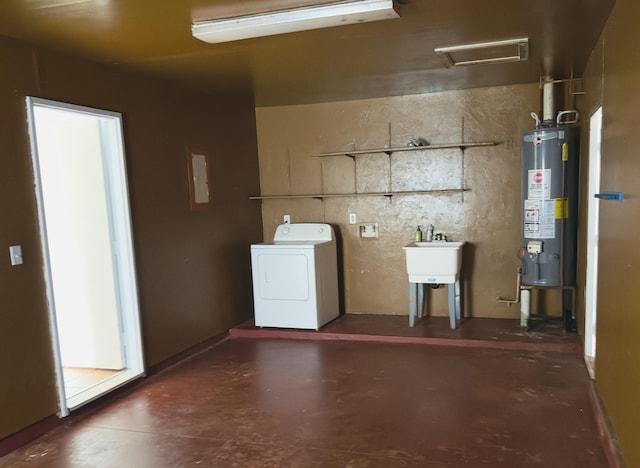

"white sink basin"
[403, 241, 465, 283]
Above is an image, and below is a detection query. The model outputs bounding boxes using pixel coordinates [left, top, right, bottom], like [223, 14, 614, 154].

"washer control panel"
[273, 223, 334, 242]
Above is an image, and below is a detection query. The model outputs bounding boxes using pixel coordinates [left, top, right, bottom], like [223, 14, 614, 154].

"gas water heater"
[518, 75, 581, 331]
[521, 125, 579, 287]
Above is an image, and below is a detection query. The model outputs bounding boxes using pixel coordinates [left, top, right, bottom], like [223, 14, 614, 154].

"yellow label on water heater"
[555, 198, 569, 219]
[562, 143, 569, 161]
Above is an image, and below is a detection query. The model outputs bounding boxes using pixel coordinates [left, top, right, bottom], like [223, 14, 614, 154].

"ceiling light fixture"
[192, 0, 399, 44]
[435, 37, 529, 68]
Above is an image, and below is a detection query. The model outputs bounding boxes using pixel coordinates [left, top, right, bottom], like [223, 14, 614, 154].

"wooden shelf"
[249, 188, 469, 200]
[315, 141, 497, 158]
[250, 139, 493, 201]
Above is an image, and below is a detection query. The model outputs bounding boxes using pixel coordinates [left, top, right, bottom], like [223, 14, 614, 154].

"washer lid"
[273, 223, 334, 242]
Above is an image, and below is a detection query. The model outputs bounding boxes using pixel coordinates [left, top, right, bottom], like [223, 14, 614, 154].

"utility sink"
[403, 241, 465, 284]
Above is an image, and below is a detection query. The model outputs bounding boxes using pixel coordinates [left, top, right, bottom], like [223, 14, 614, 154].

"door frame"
[584, 106, 603, 378]
[26, 97, 145, 416]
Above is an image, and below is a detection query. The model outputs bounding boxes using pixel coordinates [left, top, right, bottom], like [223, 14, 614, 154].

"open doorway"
[584, 106, 602, 379]
[26, 98, 144, 416]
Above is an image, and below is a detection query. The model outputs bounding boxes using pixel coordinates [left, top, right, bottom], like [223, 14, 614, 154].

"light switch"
[9, 245, 23, 266]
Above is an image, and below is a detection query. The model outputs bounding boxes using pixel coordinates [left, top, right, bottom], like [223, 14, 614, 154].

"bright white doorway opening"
[584, 106, 602, 379]
[26, 97, 144, 416]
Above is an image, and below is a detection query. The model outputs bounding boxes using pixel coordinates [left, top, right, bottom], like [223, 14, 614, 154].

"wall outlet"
[358, 223, 379, 238]
[283, 214, 291, 224]
[349, 213, 357, 224]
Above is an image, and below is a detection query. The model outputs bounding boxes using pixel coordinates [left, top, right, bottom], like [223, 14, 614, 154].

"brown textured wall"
[0, 36, 59, 442]
[256, 85, 547, 319]
[581, 0, 640, 465]
[0, 36, 262, 440]
[33, 52, 264, 365]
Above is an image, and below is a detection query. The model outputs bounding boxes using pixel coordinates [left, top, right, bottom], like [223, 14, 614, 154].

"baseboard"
[588, 382, 625, 467]
[146, 330, 230, 376]
[0, 415, 60, 458]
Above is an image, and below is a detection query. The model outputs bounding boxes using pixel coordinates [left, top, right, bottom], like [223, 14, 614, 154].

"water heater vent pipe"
[542, 78, 555, 123]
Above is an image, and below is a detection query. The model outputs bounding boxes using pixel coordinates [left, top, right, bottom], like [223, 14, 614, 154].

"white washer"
[250, 223, 340, 330]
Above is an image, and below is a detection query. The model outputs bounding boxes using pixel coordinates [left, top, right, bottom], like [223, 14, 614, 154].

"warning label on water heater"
[524, 199, 556, 238]
[527, 169, 551, 199]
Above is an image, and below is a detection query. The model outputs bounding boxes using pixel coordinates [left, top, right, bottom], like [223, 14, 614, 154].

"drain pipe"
[520, 287, 531, 328]
[497, 268, 522, 306]
[496, 268, 532, 329]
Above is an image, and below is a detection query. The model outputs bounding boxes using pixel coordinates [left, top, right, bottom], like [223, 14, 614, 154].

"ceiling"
[0, 0, 615, 107]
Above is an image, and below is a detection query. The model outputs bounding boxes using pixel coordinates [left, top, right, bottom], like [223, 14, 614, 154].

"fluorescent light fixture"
[435, 37, 529, 68]
[192, 0, 399, 44]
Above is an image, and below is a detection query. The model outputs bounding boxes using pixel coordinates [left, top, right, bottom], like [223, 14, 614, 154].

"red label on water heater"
[528, 169, 551, 199]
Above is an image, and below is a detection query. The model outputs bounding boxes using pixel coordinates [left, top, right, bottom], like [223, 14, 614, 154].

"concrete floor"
[0, 316, 608, 467]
